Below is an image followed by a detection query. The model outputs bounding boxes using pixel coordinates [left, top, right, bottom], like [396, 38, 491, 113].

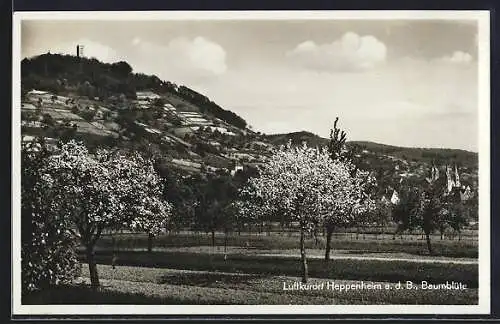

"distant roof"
[21, 103, 37, 110]
[28, 90, 49, 95]
[134, 121, 149, 128]
[145, 128, 162, 134]
[22, 135, 36, 142]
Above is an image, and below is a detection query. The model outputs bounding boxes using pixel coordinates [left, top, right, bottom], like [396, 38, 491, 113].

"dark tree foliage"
[391, 186, 422, 235]
[155, 163, 197, 233]
[347, 141, 477, 170]
[193, 173, 239, 248]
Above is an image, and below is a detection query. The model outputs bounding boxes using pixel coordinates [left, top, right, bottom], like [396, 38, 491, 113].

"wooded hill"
[21, 53, 247, 129]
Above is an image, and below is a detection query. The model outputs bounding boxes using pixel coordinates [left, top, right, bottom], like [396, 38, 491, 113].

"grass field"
[97, 232, 478, 258]
[76, 250, 478, 288]
[23, 264, 478, 305]
[24, 232, 479, 305]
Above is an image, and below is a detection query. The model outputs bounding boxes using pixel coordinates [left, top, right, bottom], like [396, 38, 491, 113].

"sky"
[21, 18, 480, 152]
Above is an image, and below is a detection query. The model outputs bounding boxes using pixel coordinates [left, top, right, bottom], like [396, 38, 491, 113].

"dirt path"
[91, 245, 478, 265]
[257, 253, 478, 265]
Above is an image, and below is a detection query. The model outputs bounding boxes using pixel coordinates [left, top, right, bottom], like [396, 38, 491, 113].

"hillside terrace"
[145, 128, 162, 135]
[163, 103, 176, 111]
[177, 111, 202, 117]
[135, 100, 151, 109]
[42, 108, 84, 121]
[203, 153, 232, 169]
[190, 126, 236, 136]
[133, 121, 163, 136]
[161, 133, 192, 148]
[22, 90, 122, 139]
[171, 158, 202, 170]
[185, 117, 213, 125]
[172, 127, 194, 137]
[136, 91, 161, 101]
[73, 120, 119, 138]
[176, 112, 214, 126]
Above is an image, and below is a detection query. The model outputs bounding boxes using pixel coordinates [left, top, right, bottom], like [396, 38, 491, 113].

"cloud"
[286, 32, 387, 72]
[48, 38, 120, 63]
[132, 36, 227, 83]
[35, 36, 227, 86]
[131, 37, 141, 46]
[440, 50, 473, 64]
[203, 55, 477, 151]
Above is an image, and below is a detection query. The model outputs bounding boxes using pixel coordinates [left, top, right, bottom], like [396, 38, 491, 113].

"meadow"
[24, 231, 479, 305]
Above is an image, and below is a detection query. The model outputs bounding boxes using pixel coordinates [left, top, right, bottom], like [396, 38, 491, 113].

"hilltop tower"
[77, 44, 84, 74]
[76, 44, 84, 58]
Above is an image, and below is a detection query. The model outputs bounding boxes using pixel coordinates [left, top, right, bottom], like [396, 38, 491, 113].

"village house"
[230, 163, 244, 176]
[21, 102, 37, 110]
[26, 89, 53, 105]
[21, 120, 43, 128]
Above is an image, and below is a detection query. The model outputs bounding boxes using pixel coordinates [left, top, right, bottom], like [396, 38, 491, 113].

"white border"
[12, 10, 491, 316]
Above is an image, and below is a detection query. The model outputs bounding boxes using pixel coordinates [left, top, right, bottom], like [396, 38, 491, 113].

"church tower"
[454, 164, 461, 189]
[445, 165, 455, 194]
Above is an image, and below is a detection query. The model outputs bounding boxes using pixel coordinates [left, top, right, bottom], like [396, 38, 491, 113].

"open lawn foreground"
[24, 264, 477, 305]
[23, 233, 479, 305]
[24, 246, 478, 305]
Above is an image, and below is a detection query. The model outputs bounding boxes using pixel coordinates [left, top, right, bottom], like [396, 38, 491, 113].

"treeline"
[264, 131, 329, 148]
[265, 134, 477, 169]
[21, 53, 248, 129]
[21, 54, 139, 99]
[349, 141, 478, 168]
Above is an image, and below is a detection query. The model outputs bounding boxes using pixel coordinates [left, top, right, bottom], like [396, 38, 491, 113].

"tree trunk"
[211, 230, 216, 249]
[425, 232, 433, 255]
[147, 233, 154, 253]
[86, 245, 100, 288]
[324, 225, 333, 261]
[300, 227, 308, 283]
[224, 230, 228, 261]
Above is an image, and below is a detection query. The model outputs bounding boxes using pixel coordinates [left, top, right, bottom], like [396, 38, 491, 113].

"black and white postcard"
[12, 10, 491, 316]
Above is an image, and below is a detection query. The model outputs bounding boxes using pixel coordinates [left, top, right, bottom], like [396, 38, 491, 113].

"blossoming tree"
[323, 172, 377, 259]
[21, 139, 81, 293]
[41, 140, 172, 287]
[242, 141, 366, 283]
